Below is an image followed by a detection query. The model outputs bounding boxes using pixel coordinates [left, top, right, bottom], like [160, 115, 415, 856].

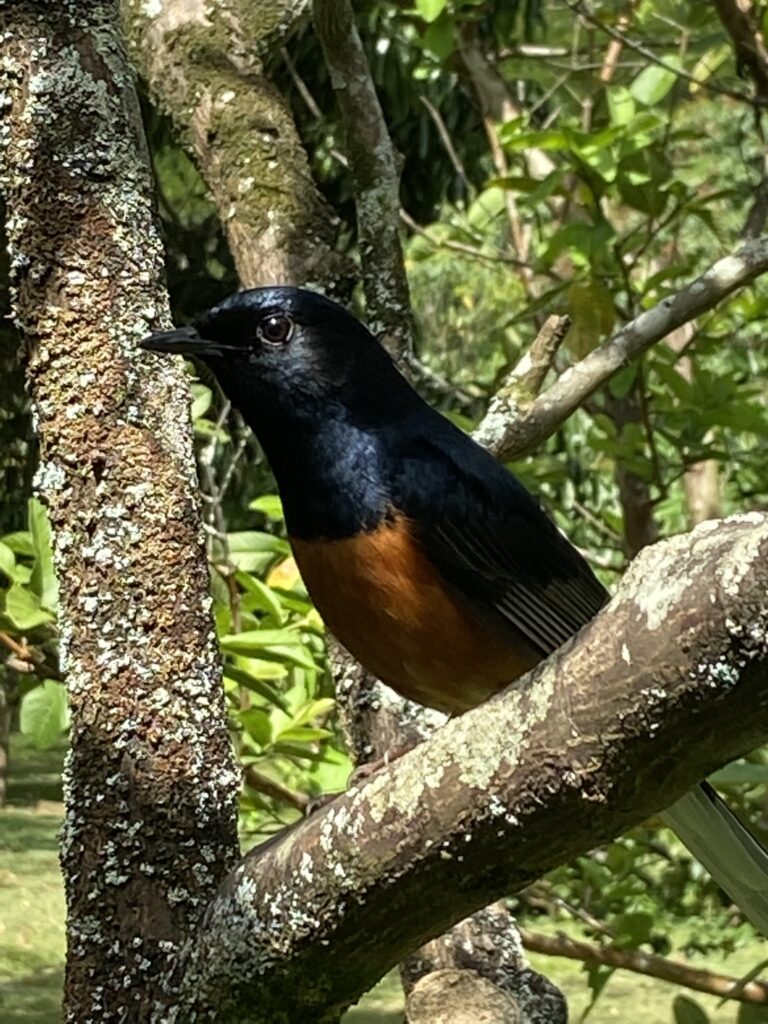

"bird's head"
[140, 287, 406, 426]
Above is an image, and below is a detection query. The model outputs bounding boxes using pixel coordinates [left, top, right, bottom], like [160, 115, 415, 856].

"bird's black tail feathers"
[662, 781, 768, 934]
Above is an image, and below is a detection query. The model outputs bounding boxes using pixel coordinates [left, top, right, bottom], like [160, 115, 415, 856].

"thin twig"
[419, 96, 472, 195]
[280, 46, 323, 119]
[567, 0, 757, 106]
[519, 928, 768, 1005]
[473, 235, 768, 459]
[243, 765, 310, 813]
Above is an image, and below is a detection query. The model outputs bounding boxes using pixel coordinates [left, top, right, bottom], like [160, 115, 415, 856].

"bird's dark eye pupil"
[261, 313, 292, 345]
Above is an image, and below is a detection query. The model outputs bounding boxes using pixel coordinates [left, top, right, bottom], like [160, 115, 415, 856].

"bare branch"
[491, 314, 571, 404]
[520, 928, 768, 1005]
[243, 765, 309, 814]
[169, 513, 768, 1022]
[474, 236, 768, 460]
[312, 0, 414, 357]
[713, 0, 768, 104]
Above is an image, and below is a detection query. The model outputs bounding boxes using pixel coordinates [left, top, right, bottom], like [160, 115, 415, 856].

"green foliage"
[19, 682, 68, 751]
[0, 500, 64, 751]
[204, 493, 351, 839]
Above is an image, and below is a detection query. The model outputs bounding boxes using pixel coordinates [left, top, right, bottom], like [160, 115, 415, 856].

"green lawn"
[2, 736, 768, 1023]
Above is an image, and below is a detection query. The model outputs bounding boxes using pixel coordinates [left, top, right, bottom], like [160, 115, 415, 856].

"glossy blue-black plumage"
[144, 286, 608, 660]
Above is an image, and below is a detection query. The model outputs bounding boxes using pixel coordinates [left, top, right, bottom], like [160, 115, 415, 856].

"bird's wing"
[392, 428, 609, 658]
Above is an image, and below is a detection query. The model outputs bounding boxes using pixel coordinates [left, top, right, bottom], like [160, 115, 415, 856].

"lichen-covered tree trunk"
[0, 4, 239, 1020]
[123, 0, 352, 295]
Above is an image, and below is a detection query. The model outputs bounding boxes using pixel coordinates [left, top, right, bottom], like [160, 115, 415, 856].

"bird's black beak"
[140, 326, 231, 357]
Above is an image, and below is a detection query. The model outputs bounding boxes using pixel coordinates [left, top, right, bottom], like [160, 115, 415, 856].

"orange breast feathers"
[289, 518, 539, 715]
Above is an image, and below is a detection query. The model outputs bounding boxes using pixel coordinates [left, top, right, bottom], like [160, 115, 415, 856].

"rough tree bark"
[0, 3, 239, 1020]
[168, 511, 768, 1022]
[313, 0, 416, 357]
[122, 0, 352, 296]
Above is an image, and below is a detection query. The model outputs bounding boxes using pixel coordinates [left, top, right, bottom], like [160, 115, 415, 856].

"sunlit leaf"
[291, 698, 336, 728]
[220, 628, 304, 650]
[223, 664, 290, 713]
[266, 557, 302, 591]
[0, 541, 17, 581]
[607, 86, 635, 127]
[415, 0, 446, 23]
[630, 63, 679, 106]
[20, 680, 69, 749]
[276, 726, 333, 744]
[5, 584, 55, 630]
[2, 530, 34, 556]
[248, 494, 284, 521]
[29, 498, 58, 611]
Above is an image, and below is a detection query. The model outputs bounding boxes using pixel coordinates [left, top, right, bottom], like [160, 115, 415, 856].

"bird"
[142, 286, 768, 933]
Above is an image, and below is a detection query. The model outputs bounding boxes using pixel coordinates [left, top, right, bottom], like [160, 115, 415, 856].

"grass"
[2, 736, 768, 1023]
[0, 735, 66, 1024]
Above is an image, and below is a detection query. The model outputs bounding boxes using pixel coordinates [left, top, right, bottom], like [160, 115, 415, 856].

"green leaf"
[415, 0, 446, 23]
[239, 708, 272, 746]
[276, 726, 333, 744]
[700, 403, 768, 435]
[738, 1000, 768, 1023]
[220, 628, 304, 651]
[227, 531, 290, 554]
[422, 13, 454, 61]
[248, 494, 284, 521]
[190, 383, 212, 421]
[20, 680, 69, 749]
[565, 278, 615, 358]
[29, 498, 57, 611]
[608, 364, 639, 400]
[236, 572, 284, 620]
[500, 127, 569, 152]
[607, 86, 635, 127]
[258, 644, 319, 672]
[673, 994, 710, 1024]
[630, 63, 679, 106]
[1, 531, 34, 556]
[223, 665, 290, 713]
[292, 698, 336, 728]
[0, 541, 17, 581]
[4, 584, 55, 630]
[612, 911, 654, 948]
[581, 963, 613, 1020]
[709, 762, 768, 786]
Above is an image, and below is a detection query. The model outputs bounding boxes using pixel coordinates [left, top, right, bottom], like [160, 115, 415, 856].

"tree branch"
[312, 0, 415, 358]
[123, 0, 352, 296]
[520, 928, 768, 1005]
[473, 236, 768, 460]
[167, 512, 768, 1022]
[712, 0, 768, 105]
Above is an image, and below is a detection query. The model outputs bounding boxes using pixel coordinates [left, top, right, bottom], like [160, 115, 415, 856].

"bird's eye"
[258, 313, 293, 346]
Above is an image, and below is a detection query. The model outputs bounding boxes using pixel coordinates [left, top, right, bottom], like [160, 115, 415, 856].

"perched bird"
[142, 287, 768, 932]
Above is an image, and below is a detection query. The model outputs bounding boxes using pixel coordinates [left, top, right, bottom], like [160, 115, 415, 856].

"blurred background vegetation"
[3, 0, 768, 1020]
